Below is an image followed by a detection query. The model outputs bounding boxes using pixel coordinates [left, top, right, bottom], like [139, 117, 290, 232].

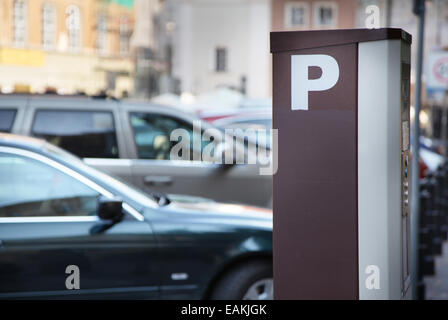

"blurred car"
[420, 147, 445, 178]
[198, 107, 271, 124]
[212, 112, 272, 149]
[0, 133, 273, 299]
[409, 136, 446, 178]
[0, 95, 272, 208]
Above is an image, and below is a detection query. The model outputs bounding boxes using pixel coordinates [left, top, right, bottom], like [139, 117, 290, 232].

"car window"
[130, 112, 211, 161]
[31, 110, 119, 158]
[43, 142, 158, 208]
[0, 152, 100, 218]
[0, 109, 17, 133]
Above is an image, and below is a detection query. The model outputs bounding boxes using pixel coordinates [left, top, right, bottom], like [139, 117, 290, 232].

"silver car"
[0, 95, 272, 207]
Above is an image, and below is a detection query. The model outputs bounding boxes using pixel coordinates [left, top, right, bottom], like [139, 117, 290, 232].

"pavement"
[424, 241, 448, 299]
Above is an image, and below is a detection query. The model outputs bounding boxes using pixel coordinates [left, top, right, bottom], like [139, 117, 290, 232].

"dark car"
[0, 133, 273, 300]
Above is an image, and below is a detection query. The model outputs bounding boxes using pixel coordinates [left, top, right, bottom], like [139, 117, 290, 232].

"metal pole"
[411, 0, 425, 300]
[442, 106, 448, 156]
[386, 0, 392, 27]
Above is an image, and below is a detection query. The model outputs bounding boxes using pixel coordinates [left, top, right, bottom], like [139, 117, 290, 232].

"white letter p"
[291, 54, 339, 110]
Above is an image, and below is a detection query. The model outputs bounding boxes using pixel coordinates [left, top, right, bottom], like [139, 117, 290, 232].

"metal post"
[386, 0, 392, 27]
[411, 0, 426, 300]
[441, 107, 448, 156]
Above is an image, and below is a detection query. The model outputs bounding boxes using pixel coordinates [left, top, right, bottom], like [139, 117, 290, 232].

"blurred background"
[0, 0, 447, 157]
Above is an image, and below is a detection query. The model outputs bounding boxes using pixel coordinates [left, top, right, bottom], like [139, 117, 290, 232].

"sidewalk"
[424, 242, 448, 299]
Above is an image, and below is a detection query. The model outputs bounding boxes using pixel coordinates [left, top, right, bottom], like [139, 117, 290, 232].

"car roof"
[212, 113, 272, 127]
[0, 94, 189, 114]
[0, 133, 47, 152]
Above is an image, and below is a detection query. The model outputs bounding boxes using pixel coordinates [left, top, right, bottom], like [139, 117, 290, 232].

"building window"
[42, 3, 57, 50]
[284, 2, 309, 29]
[13, 0, 27, 47]
[215, 47, 227, 72]
[97, 13, 108, 55]
[66, 5, 81, 51]
[119, 15, 130, 56]
[313, 1, 338, 28]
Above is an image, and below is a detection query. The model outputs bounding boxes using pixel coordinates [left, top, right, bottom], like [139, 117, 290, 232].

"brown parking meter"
[271, 29, 411, 299]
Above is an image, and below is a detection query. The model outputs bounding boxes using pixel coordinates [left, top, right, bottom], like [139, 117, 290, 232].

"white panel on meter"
[358, 39, 408, 300]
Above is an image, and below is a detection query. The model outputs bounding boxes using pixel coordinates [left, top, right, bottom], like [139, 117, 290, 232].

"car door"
[0, 147, 159, 299]
[115, 105, 272, 207]
[24, 98, 134, 183]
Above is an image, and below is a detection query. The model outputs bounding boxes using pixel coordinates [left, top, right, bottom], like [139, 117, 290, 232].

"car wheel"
[210, 260, 273, 300]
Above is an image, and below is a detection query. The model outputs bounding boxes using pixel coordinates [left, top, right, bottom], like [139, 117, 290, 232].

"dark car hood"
[154, 194, 272, 229]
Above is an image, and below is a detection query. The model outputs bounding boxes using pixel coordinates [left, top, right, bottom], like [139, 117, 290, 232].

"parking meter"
[271, 28, 411, 299]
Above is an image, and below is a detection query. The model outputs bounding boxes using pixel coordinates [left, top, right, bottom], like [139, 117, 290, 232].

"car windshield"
[42, 142, 158, 208]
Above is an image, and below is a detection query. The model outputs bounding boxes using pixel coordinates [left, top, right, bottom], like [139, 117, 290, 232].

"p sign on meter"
[291, 55, 340, 110]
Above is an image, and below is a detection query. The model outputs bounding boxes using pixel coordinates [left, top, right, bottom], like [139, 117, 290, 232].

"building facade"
[0, 0, 135, 97]
[130, 0, 166, 99]
[271, 0, 357, 32]
[160, 0, 358, 100]
[162, 0, 271, 99]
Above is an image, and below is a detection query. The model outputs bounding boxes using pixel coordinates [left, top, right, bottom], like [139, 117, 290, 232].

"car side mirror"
[98, 196, 124, 222]
[90, 197, 124, 235]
